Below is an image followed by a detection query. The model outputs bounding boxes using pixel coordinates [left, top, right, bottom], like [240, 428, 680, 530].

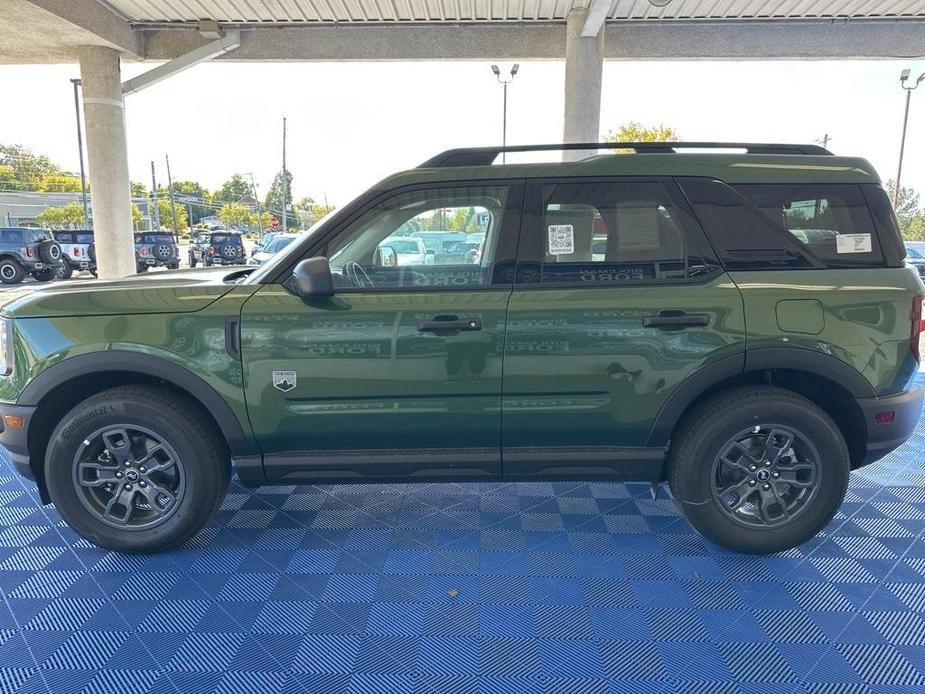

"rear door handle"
[417, 317, 482, 332]
[642, 313, 710, 328]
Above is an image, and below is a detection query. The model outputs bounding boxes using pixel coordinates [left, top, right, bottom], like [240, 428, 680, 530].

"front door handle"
[417, 316, 482, 332]
[642, 313, 710, 328]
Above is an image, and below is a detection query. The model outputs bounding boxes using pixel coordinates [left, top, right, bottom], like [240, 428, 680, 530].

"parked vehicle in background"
[248, 234, 297, 266]
[376, 236, 434, 266]
[52, 230, 96, 279]
[905, 242, 925, 280]
[134, 232, 180, 273]
[0, 142, 922, 556]
[409, 231, 467, 261]
[251, 231, 281, 257]
[0, 227, 64, 284]
[189, 230, 246, 267]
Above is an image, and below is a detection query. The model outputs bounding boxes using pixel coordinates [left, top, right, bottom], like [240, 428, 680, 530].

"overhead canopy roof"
[3, 0, 924, 63]
[103, 0, 925, 24]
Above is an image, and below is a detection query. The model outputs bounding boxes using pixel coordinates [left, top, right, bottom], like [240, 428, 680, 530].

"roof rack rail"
[419, 142, 833, 168]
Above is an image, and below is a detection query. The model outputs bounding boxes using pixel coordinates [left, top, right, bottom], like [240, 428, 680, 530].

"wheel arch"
[19, 352, 259, 501]
[648, 348, 872, 470]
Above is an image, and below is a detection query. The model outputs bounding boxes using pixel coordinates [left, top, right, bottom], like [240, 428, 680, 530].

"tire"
[45, 385, 230, 553]
[0, 259, 25, 284]
[56, 263, 74, 280]
[189, 252, 197, 268]
[136, 265, 148, 273]
[32, 268, 56, 282]
[167, 263, 179, 270]
[37, 240, 63, 265]
[668, 386, 849, 554]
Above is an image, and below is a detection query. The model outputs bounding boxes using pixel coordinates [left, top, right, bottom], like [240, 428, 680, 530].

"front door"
[241, 182, 523, 484]
[502, 177, 746, 480]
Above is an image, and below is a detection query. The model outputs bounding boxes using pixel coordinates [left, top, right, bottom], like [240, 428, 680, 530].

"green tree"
[0, 144, 61, 189]
[131, 203, 143, 229]
[130, 181, 147, 198]
[905, 215, 925, 242]
[885, 180, 924, 241]
[604, 122, 681, 152]
[36, 203, 84, 227]
[250, 210, 273, 230]
[156, 198, 188, 231]
[265, 170, 295, 227]
[219, 203, 252, 228]
[0, 164, 20, 191]
[38, 174, 82, 192]
[295, 197, 335, 227]
[216, 174, 253, 205]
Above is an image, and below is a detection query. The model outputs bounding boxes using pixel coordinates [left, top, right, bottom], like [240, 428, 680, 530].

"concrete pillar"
[78, 45, 136, 278]
[563, 9, 604, 162]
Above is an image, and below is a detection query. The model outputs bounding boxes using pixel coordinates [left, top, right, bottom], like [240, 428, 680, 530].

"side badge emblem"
[273, 370, 297, 392]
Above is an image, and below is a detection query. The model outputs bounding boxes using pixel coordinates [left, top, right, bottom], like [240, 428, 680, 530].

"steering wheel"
[346, 262, 373, 288]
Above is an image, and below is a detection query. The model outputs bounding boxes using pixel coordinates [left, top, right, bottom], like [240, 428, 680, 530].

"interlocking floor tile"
[1, 378, 925, 692]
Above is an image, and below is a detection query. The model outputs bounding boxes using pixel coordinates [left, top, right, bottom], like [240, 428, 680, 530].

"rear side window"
[74, 233, 94, 244]
[1, 229, 23, 244]
[29, 230, 51, 243]
[143, 234, 176, 244]
[53, 231, 74, 243]
[517, 179, 720, 286]
[735, 184, 884, 267]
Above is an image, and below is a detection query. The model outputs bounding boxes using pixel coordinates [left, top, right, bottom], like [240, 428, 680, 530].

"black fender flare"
[646, 347, 875, 447]
[17, 351, 257, 457]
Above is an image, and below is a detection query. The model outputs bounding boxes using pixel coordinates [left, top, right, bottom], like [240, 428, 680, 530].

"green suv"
[0, 142, 921, 554]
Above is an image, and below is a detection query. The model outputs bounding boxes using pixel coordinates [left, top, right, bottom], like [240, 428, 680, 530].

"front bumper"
[857, 385, 923, 466]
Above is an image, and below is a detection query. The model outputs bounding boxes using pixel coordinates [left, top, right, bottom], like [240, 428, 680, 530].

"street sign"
[270, 217, 280, 228]
[173, 194, 200, 204]
[477, 212, 490, 226]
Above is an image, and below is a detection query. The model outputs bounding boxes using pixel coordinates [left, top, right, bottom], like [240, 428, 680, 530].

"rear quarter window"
[212, 234, 242, 245]
[734, 183, 885, 267]
[1, 229, 23, 244]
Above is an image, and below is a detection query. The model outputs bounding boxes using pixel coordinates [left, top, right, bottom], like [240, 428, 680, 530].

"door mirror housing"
[376, 245, 397, 267]
[287, 257, 334, 298]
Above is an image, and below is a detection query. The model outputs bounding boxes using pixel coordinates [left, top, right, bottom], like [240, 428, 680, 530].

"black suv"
[134, 232, 180, 273]
[189, 230, 246, 267]
[0, 227, 65, 284]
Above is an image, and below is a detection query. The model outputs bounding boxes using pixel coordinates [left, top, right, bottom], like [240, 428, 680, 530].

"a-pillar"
[563, 8, 604, 162]
[79, 45, 136, 278]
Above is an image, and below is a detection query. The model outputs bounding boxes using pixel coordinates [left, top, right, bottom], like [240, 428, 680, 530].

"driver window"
[325, 185, 508, 290]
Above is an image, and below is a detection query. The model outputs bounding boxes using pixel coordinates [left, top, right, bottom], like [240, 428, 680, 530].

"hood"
[2, 267, 248, 318]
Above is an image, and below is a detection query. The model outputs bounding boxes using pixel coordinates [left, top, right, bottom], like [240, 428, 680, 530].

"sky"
[0, 58, 923, 208]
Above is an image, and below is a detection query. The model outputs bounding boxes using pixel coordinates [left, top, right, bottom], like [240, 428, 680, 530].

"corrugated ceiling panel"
[102, 0, 925, 22]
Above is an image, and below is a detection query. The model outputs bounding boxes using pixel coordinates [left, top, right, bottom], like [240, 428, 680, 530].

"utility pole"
[818, 133, 831, 150]
[165, 155, 180, 242]
[150, 162, 161, 229]
[281, 117, 288, 235]
[70, 78, 90, 228]
[246, 172, 263, 235]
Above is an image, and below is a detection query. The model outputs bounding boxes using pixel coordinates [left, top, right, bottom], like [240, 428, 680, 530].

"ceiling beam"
[24, 0, 141, 56]
[140, 19, 925, 62]
[581, 0, 612, 38]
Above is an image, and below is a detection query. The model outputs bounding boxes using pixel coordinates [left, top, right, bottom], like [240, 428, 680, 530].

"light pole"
[70, 78, 90, 227]
[491, 64, 519, 163]
[895, 68, 925, 207]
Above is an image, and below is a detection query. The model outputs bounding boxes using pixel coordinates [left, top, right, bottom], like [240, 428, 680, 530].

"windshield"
[907, 245, 924, 260]
[246, 211, 335, 284]
[265, 236, 295, 253]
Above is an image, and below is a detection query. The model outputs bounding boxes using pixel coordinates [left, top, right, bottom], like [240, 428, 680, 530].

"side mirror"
[376, 245, 397, 267]
[287, 257, 334, 298]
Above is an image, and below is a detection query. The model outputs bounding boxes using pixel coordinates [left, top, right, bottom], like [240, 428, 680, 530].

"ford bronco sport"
[0, 142, 921, 554]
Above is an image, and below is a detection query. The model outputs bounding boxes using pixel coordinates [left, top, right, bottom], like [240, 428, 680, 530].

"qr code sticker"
[548, 225, 574, 255]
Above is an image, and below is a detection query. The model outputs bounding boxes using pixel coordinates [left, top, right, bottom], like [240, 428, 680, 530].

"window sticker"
[548, 225, 574, 255]
[835, 233, 872, 254]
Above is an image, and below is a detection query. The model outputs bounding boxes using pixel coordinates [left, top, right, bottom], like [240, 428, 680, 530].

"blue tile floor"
[2, 390, 925, 693]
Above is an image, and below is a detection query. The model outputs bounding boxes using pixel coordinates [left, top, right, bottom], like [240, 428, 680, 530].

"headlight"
[0, 318, 13, 376]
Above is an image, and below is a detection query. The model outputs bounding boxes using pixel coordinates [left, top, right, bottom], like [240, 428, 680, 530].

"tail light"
[208, 246, 216, 255]
[24, 247, 33, 258]
[912, 295, 923, 361]
[140, 247, 148, 256]
[73, 248, 80, 257]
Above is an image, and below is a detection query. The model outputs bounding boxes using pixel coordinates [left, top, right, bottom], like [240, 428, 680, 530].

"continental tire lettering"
[60, 404, 116, 439]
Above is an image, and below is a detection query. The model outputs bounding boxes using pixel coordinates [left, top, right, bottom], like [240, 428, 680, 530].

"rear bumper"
[857, 385, 923, 466]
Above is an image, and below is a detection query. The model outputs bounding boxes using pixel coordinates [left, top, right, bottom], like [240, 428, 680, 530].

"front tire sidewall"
[45, 396, 220, 552]
[0, 260, 24, 284]
[672, 395, 849, 554]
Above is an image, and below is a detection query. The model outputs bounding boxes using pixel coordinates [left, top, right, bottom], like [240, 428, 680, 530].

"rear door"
[502, 177, 746, 480]
[240, 181, 523, 484]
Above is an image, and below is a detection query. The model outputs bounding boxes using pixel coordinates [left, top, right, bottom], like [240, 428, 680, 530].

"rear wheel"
[669, 386, 849, 554]
[55, 263, 74, 280]
[0, 259, 25, 284]
[45, 386, 230, 553]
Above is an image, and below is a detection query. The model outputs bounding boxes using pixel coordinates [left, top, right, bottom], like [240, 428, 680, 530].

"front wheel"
[45, 386, 230, 553]
[0, 259, 25, 284]
[669, 386, 849, 554]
